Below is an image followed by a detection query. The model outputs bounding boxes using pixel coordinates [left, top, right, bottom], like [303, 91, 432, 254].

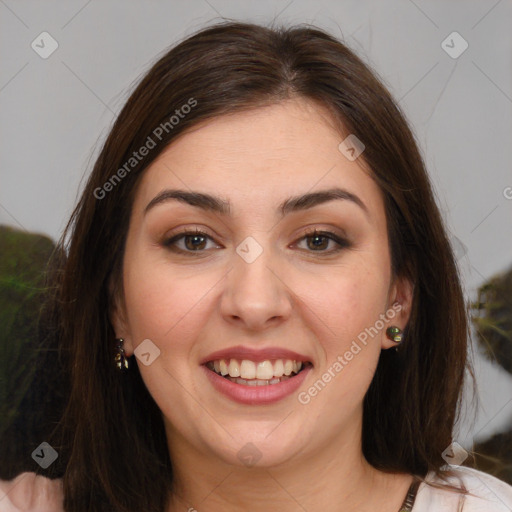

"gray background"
[1, 0, 511, 450]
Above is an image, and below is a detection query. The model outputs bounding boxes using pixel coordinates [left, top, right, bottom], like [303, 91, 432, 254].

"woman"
[2, 20, 511, 512]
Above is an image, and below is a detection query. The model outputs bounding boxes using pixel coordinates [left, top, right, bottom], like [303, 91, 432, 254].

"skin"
[112, 97, 414, 512]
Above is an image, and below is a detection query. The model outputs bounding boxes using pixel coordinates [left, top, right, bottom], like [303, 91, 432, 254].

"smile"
[203, 358, 313, 405]
[206, 358, 310, 386]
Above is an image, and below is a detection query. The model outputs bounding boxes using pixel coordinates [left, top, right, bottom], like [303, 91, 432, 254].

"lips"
[202, 362, 312, 405]
[201, 345, 313, 404]
[201, 345, 312, 365]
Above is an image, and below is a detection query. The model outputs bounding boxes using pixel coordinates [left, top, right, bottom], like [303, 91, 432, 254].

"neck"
[165, 418, 413, 512]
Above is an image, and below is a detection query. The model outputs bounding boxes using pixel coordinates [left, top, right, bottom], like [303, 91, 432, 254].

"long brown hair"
[45, 21, 474, 511]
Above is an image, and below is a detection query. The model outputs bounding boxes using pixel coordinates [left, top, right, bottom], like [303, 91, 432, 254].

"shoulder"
[413, 466, 512, 512]
[0, 472, 64, 512]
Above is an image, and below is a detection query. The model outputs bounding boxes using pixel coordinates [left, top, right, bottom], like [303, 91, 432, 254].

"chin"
[201, 423, 308, 469]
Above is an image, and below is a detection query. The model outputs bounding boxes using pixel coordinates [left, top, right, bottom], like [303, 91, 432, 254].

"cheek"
[297, 279, 386, 417]
[309, 261, 390, 350]
[122, 250, 213, 344]
[301, 256, 390, 401]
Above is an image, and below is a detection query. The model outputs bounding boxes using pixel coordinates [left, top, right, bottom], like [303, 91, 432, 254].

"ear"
[108, 275, 134, 355]
[381, 275, 414, 350]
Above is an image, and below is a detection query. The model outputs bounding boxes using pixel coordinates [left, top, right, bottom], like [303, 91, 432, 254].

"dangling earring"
[115, 338, 129, 370]
[386, 326, 403, 351]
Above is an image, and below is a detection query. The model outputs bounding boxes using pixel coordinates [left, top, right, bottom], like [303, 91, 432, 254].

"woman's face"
[112, 98, 411, 468]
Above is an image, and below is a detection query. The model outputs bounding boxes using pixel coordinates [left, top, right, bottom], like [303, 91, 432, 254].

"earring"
[115, 338, 129, 371]
[386, 326, 403, 345]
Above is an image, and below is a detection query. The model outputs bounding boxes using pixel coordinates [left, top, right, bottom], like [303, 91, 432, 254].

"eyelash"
[162, 228, 350, 256]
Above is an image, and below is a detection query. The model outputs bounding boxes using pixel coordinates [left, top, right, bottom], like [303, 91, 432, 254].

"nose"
[220, 243, 293, 331]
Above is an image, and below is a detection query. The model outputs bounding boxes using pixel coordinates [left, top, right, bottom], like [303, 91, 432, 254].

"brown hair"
[45, 20, 474, 511]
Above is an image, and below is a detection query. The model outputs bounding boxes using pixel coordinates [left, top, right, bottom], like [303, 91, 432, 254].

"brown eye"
[306, 233, 330, 250]
[183, 233, 208, 250]
[163, 229, 218, 254]
[297, 229, 350, 254]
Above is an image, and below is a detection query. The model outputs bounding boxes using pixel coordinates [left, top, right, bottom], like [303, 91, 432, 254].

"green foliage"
[471, 265, 512, 375]
[469, 264, 512, 484]
[0, 225, 55, 439]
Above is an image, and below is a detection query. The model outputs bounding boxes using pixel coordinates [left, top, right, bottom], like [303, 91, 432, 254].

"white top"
[413, 466, 512, 511]
[0, 467, 511, 511]
[0, 472, 64, 512]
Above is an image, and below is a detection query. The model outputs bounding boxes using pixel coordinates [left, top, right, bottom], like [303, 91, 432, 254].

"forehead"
[133, 98, 383, 218]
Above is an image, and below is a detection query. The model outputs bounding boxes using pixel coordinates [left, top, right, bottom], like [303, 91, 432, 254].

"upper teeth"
[209, 359, 303, 380]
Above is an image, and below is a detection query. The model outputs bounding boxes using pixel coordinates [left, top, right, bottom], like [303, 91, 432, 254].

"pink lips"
[202, 363, 312, 405]
[200, 345, 313, 405]
[201, 345, 311, 365]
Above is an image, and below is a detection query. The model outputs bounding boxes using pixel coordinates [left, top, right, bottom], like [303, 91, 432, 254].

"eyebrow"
[144, 187, 369, 218]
